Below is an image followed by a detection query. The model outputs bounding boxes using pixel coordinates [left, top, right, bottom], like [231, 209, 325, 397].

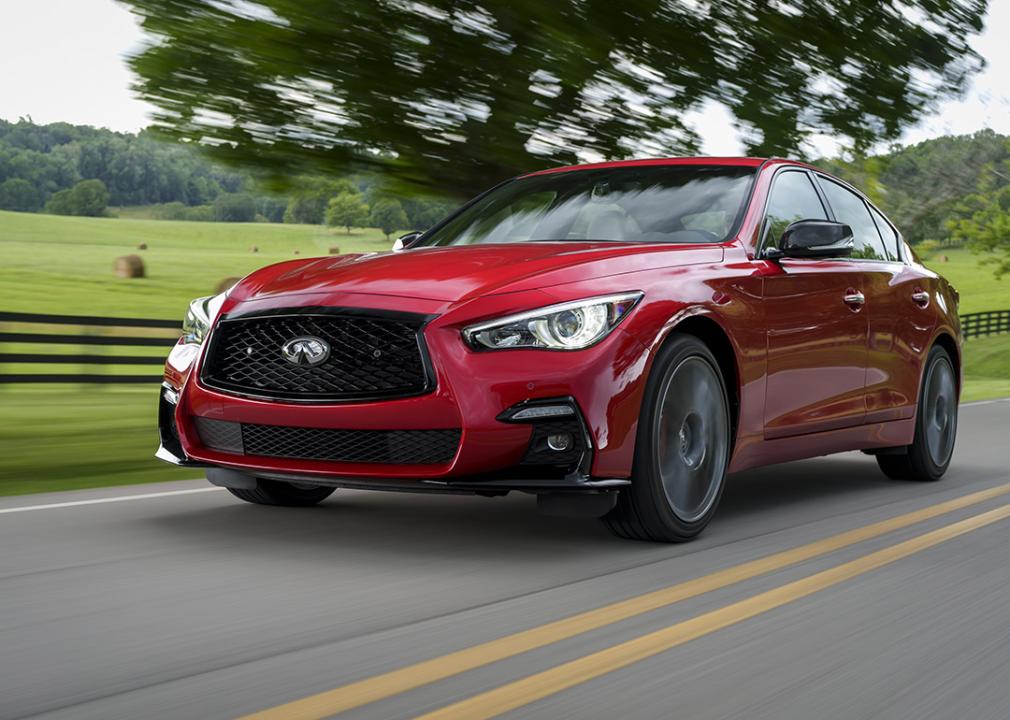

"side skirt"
[729, 417, 916, 474]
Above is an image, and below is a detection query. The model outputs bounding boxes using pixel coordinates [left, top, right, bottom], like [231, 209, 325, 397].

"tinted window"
[764, 170, 827, 246]
[819, 178, 888, 261]
[420, 166, 755, 246]
[868, 205, 900, 261]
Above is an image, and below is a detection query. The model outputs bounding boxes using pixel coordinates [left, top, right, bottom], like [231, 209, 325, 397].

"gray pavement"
[2, 399, 1010, 720]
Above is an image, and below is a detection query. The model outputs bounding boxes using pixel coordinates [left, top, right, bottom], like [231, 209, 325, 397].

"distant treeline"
[0, 119, 452, 230]
[822, 129, 1010, 246]
[3, 119, 1008, 246]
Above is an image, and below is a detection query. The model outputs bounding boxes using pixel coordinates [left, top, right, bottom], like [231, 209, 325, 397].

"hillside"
[823, 129, 1010, 246]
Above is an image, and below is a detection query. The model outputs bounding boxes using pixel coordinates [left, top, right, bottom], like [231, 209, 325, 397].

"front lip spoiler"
[154, 444, 212, 466]
[239, 467, 629, 495]
[155, 443, 212, 468]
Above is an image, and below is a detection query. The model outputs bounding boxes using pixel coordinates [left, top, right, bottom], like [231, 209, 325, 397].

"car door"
[816, 184, 932, 423]
[761, 169, 868, 438]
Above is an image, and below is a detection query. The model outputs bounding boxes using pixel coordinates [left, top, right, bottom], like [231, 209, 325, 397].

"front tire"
[228, 479, 335, 507]
[876, 344, 958, 482]
[604, 334, 731, 542]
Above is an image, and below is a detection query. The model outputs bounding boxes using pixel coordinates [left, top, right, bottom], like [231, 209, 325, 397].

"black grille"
[195, 417, 460, 465]
[201, 312, 430, 401]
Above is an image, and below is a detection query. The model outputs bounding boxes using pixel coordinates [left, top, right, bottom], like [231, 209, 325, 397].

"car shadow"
[146, 452, 920, 564]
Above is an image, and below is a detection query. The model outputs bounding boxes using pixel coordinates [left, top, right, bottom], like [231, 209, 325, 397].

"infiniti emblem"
[280, 336, 331, 367]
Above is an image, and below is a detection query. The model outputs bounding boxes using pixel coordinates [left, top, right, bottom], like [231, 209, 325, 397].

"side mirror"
[393, 231, 422, 252]
[766, 220, 854, 260]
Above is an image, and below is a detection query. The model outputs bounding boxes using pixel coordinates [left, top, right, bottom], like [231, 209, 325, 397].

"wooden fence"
[0, 311, 178, 384]
[1, 307, 1007, 384]
[961, 309, 1010, 339]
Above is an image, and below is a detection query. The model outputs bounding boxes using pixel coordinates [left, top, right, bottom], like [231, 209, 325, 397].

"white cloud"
[900, 0, 1010, 146]
[0, 0, 153, 131]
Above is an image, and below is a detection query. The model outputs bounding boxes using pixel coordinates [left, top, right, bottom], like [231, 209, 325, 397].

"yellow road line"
[417, 501, 1010, 720]
[240, 483, 1010, 720]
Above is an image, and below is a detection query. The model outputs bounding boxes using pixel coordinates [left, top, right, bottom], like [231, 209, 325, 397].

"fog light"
[547, 433, 573, 452]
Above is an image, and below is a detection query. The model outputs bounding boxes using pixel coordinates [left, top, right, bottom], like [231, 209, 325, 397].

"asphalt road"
[3, 400, 1010, 720]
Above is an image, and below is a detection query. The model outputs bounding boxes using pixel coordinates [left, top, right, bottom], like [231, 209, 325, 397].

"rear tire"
[875, 344, 957, 482]
[228, 479, 335, 507]
[604, 334, 731, 542]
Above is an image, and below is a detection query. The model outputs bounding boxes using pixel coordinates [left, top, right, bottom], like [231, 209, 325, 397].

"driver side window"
[764, 171, 828, 251]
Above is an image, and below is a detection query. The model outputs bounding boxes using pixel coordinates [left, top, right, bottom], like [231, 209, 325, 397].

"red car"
[158, 157, 961, 542]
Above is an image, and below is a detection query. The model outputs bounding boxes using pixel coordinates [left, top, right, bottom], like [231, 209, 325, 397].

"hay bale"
[939, 254, 949, 263]
[136, 242, 148, 250]
[215, 276, 242, 294]
[328, 245, 341, 255]
[293, 249, 300, 255]
[114, 255, 145, 279]
[249, 245, 259, 253]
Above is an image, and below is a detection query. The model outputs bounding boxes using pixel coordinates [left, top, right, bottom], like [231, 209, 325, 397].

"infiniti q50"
[157, 157, 961, 542]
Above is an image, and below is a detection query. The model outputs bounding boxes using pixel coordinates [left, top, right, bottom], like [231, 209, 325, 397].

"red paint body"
[164, 158, 961, 485]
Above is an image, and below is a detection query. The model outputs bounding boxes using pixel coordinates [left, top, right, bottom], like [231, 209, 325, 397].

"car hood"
[233, 242, 724, 303]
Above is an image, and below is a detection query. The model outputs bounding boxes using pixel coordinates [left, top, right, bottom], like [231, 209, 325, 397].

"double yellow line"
[242, 482, 1010, 720]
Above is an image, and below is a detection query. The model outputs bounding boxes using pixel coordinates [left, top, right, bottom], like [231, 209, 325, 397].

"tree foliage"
[947, 155, 1010, 276]
[0, 118, 253, 207]
[825, 130, 1010, 245]
[326, 191, 369, 234]
[123, 0, 987, 195]
[369, 198, 408, 239]
[283, 178, 355, 224]
[44, 179, 110, 216]
[0, 178, 42, 211]
[213, 192, 258, 222]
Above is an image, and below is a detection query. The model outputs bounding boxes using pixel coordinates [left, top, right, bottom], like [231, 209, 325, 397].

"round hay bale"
[249, 245, 259, 253]
[939, 254, 949, 263]
[114, 254, 145, 279]
[328, 245, 341, 255]
[215, 276, 242, 294]
[136, 242, 148, 250]
[293, 249, 300, 255]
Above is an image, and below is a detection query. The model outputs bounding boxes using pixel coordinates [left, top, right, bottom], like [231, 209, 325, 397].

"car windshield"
[420, 165, 756, 246]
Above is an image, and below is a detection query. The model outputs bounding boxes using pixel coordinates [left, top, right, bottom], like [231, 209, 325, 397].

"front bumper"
[158, 383, 628, 494]
[158, 294, 650, 494]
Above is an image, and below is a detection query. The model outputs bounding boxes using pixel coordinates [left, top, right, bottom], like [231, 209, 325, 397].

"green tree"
[213, 192, 257, 221]
[123, 0, 986, 196]
[44, 188, 75, 215]
[0, 178, 42, 211]
[70, 179, 110, 216]
[402, 197, 453, 230]
[284, 178, 355, 224]
[948, 162, 1010, 277]
[826, 130, 1010, 245]
[369, 198, 408, 239]
[326, 191, 369, 234]
[44, 179, 109, 216]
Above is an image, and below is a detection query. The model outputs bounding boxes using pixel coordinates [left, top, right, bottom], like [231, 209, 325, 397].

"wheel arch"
[654, 311, 742, 442]
[930, 330, 962, 393]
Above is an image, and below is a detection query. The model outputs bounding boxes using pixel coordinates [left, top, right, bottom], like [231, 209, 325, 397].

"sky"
[1, 0, 1009, 157]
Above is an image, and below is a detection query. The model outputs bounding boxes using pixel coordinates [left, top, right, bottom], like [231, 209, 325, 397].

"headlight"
[182, 296, 212, 344]
[463, 292, 643, 351]
[181, 293, 226, 344]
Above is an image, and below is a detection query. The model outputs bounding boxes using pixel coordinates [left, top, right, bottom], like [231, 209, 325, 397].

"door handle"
[843, 290, 865, 309]
[911, 289, 930, 308]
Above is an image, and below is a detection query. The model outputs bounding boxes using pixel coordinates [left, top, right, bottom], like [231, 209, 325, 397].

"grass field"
[923, 248, 1010, 315]
[0, 210, 394, 317]
[1, 211, 1009, 496]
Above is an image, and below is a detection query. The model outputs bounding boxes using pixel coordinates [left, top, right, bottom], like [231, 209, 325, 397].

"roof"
[521, 156, 770, 178]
